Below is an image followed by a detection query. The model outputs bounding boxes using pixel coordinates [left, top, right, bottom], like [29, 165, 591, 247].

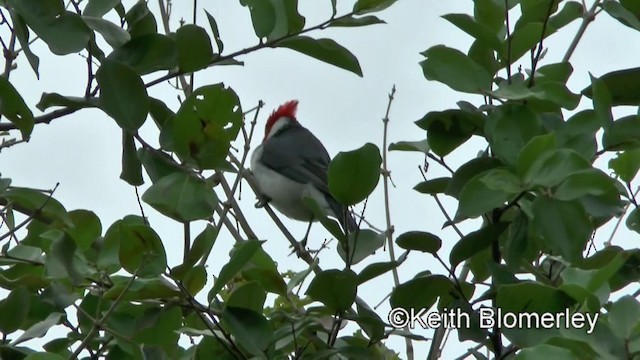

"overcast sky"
[2, 0, 640, 358]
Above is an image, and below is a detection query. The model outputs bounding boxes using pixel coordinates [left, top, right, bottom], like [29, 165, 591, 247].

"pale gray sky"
[2, 0, 640, 358]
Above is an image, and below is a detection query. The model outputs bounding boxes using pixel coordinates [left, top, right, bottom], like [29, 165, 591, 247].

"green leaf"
[608, 295, 640, 339]
[329, 15, 385, 27]
[490, 80, 580, 110]
[185, 225, 217, 268]
[137, 148, 182, 183]
[357, 261, 399, 284]
[83, 16, 131, 48]
[442, 13, 501, 50]
[67, 209, 102, 251]
[176, 24, 213, 72]
[24, 353, 66, 360]
[10, 313, 63, 346]
[208, 240, 262, 299]
[221, 307, 273, 356]
[276, 36, 363, 76]
[182, 265, 207, 295]
[240, 0, 276, 38]
[420, 45, 491, 93]
[532, 196, 592, 263]
[36, 92, 98, 111]
[9, 11, 40, 78]
[502, 22, 555, 63]
[124, 1, 157, 38]
[227, 281, 266, 313]
[554, 169, 617, 201]
[602, 0, 640, 31]
[479, 168, 522, 194]
[328, 143, 381, 205]
[456, 172, 512, 219]
[0, 286, 30, 334]
[602, 115, 640, 151]
[96, 58, 149, 132]
[142, 172, 217, 222]
[626, 207, 640, 233]
[548, 1, 583, 30]
[609, 149, 640, 182]
[161, 84, 242, 168]
[415, 109, 484, 156]
[388, 139, 430, 154]
[485, 104, 543, 165]
[390, 274, 453, 310]
[450, 222, 509, 267]
[517, 133, 558, 177]
[118, 223, 167, 278]
[414, 177, 451, 195]
[120, 131, 143, 186]
[396, 231, 442, 253]
[108, 34, 178, 75]
[522, 149, 591, 188]
[353, 0, 397, 15]
[446, 157, 503, 198]
[583, 68, 640, 107]
[266, 0, 305, 41]
[103, 276, 180, 300]
[306, 269, 358, 312]
[338, 229, 385, 265]
[83, 0, 121, 18]
[204, 10, 224, 53]
[3, 187, 71, 226]
[8, 0, 91, 55]
[0, 77, 34, 140]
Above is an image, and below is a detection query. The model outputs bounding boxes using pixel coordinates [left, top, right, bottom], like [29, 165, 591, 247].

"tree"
[1, 0, 640, 359]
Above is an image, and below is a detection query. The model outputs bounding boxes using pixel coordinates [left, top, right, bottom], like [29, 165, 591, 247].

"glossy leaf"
[0, 77, 34, 140]
[329, 15, 385, 27]
[9, 11, 40, 78]
[554, 169, 617, 201]
[522, 149, 591, 188]
[176, 24, 213, 72]
[108, 34, 178, 75]
[442, 13, 501, 50]
[120, 131, 143, 186]
[204, 10, 224, 53]
[240, 0, 276, 38]
[83, 16, 130, 48]
[414, 177, 451, 195]
[396, 231, 442, 253]
[142, 172, 218, 222]
[0, 286, 30, 334]
[450, 222, 509, 267]
[277, 36, 362, 76]
[328, 143, 381, 205]
[388, 139, 430, 154]
[161, 84, 242, 168]
[307, 269, 358, 312]
[390, 274, 453, 310]
[338, 229, 385, 265]
[416, 109, 484, 156]
[602, 0, 640, 31]
[96, 59, 149, 132]
[118, 223, 167, 278]
[609, 149, 640, 182]
[208, 240, 262, 299]
[446, 157, 503, 198]
[456, 172, 512, 219]
[583, 69, 640, 107]
[83, 0, 121, 17]
[602, 115, 640, 151]
[485, 104, 543, 165]
[353, 0, 397, 15]
[420, 45, 491, 93]
[221, 307, 273, 356]
[532, 196, 592, 263]
[357, 261, 399, 284]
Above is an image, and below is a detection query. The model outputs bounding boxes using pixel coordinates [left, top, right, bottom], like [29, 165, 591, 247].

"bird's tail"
[326, 195, 358, 233]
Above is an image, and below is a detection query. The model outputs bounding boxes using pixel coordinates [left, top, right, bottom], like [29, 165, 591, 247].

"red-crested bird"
[250, 100, 357, 247]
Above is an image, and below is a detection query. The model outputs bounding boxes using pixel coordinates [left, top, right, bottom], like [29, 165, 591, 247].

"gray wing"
[260, 125, 331, 193]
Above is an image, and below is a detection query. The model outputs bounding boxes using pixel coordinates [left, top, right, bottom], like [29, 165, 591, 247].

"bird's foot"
[254, 195, 271, 208]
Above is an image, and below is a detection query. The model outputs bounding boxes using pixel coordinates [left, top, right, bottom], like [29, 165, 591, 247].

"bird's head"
[263, 100, 299, 141]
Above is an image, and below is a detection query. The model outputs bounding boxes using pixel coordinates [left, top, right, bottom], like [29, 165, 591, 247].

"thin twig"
[528, 0, 556, 87]
[504, 0, 512, 83]
[562, 0, 601, 63]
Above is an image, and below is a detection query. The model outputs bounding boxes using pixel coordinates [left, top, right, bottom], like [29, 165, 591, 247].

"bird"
[250, 100, 357, 248]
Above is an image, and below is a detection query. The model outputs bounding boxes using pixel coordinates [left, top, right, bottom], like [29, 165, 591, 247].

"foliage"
[1, 0, 640, 359]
